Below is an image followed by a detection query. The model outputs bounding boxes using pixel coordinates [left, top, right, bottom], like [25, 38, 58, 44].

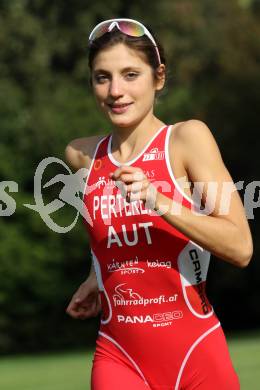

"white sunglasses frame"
[88, 18, 161, 66]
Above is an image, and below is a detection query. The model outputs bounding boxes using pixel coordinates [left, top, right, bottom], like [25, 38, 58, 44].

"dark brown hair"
[87, 25, 167, 87]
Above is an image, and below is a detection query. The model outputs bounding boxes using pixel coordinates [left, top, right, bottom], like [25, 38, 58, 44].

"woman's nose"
[109, 78, 123, 98]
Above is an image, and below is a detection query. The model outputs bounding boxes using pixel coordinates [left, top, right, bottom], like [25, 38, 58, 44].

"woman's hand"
[110, 166, 158, 209]
[66, 276, 101, 320]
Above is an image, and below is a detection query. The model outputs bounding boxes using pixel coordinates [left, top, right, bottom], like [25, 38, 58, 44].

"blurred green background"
[0, 332, 260, 389]
[0, 0, 259, 388]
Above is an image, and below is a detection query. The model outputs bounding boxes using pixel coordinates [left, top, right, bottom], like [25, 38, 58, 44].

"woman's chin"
[107, 114, 136, 128]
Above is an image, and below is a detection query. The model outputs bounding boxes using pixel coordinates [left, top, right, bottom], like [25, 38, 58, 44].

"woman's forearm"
[154, 191, 251, 267]
[87, 259, 98, 283]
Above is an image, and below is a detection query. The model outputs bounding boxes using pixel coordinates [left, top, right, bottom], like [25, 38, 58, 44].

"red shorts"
[91, 324, 240, 390]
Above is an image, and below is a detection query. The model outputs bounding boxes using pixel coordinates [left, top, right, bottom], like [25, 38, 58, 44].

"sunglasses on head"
[88, 18, 161, 66]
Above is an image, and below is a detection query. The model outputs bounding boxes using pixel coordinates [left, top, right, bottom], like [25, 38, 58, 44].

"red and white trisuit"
[83, 124, 240, 390]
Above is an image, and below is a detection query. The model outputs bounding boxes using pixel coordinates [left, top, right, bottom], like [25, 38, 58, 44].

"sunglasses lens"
[118, 21, 145, 37]
[90, 21, 146, 41]
[90, 22, 111, 40]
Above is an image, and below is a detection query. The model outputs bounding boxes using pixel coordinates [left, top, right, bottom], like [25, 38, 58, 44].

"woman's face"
[91, 43, 164, 128]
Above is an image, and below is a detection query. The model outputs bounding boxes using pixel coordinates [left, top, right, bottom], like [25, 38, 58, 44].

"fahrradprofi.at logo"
[112, 283, 178, 308]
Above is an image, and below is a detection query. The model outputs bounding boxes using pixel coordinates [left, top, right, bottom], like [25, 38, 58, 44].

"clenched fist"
[66, 276, 101, 320]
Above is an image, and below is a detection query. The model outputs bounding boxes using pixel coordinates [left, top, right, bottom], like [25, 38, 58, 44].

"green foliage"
[0, 0, 259, 353]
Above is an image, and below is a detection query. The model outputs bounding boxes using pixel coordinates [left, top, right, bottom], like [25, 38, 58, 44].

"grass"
[228, 331, 260, 389]
[0, 331, 259, 390]
[0, 350, 93, 390]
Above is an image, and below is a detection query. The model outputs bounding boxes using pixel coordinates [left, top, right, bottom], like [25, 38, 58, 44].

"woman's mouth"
[107, 102, 133, 114]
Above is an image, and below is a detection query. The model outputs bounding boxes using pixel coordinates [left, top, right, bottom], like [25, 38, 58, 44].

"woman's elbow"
[235, 238, 253, 268]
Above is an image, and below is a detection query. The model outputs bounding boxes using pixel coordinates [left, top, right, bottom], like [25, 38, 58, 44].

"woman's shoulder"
[64, 134, 107, 171]
[169, 119, 220, 158]
[170, 119, 214, 142]
[168, 119, 224, 183]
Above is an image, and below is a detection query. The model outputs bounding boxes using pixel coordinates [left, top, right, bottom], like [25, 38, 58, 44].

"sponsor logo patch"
[142, 148, 165, 161]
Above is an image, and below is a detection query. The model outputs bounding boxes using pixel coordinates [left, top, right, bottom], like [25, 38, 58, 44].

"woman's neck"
[111, 115, 166, 159]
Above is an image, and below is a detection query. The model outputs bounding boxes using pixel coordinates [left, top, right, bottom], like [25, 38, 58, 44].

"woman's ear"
[155, 64, 166, 91]
[154, 64, 167, 103]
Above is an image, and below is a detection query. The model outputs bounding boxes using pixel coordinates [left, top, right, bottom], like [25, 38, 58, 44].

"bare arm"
[64, 135, 106, 318]
[155, 120, 253, 267]
[64, 135, 105, 172]
[111, 120, 253, 268]
[66, 260, 101, 319]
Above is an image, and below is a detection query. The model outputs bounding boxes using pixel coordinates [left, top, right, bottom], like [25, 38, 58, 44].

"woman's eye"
[95, 75, 108, 83]
[126, 72, 139, 79]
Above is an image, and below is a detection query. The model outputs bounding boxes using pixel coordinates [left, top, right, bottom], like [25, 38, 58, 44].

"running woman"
[66, 18, 253, 390]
